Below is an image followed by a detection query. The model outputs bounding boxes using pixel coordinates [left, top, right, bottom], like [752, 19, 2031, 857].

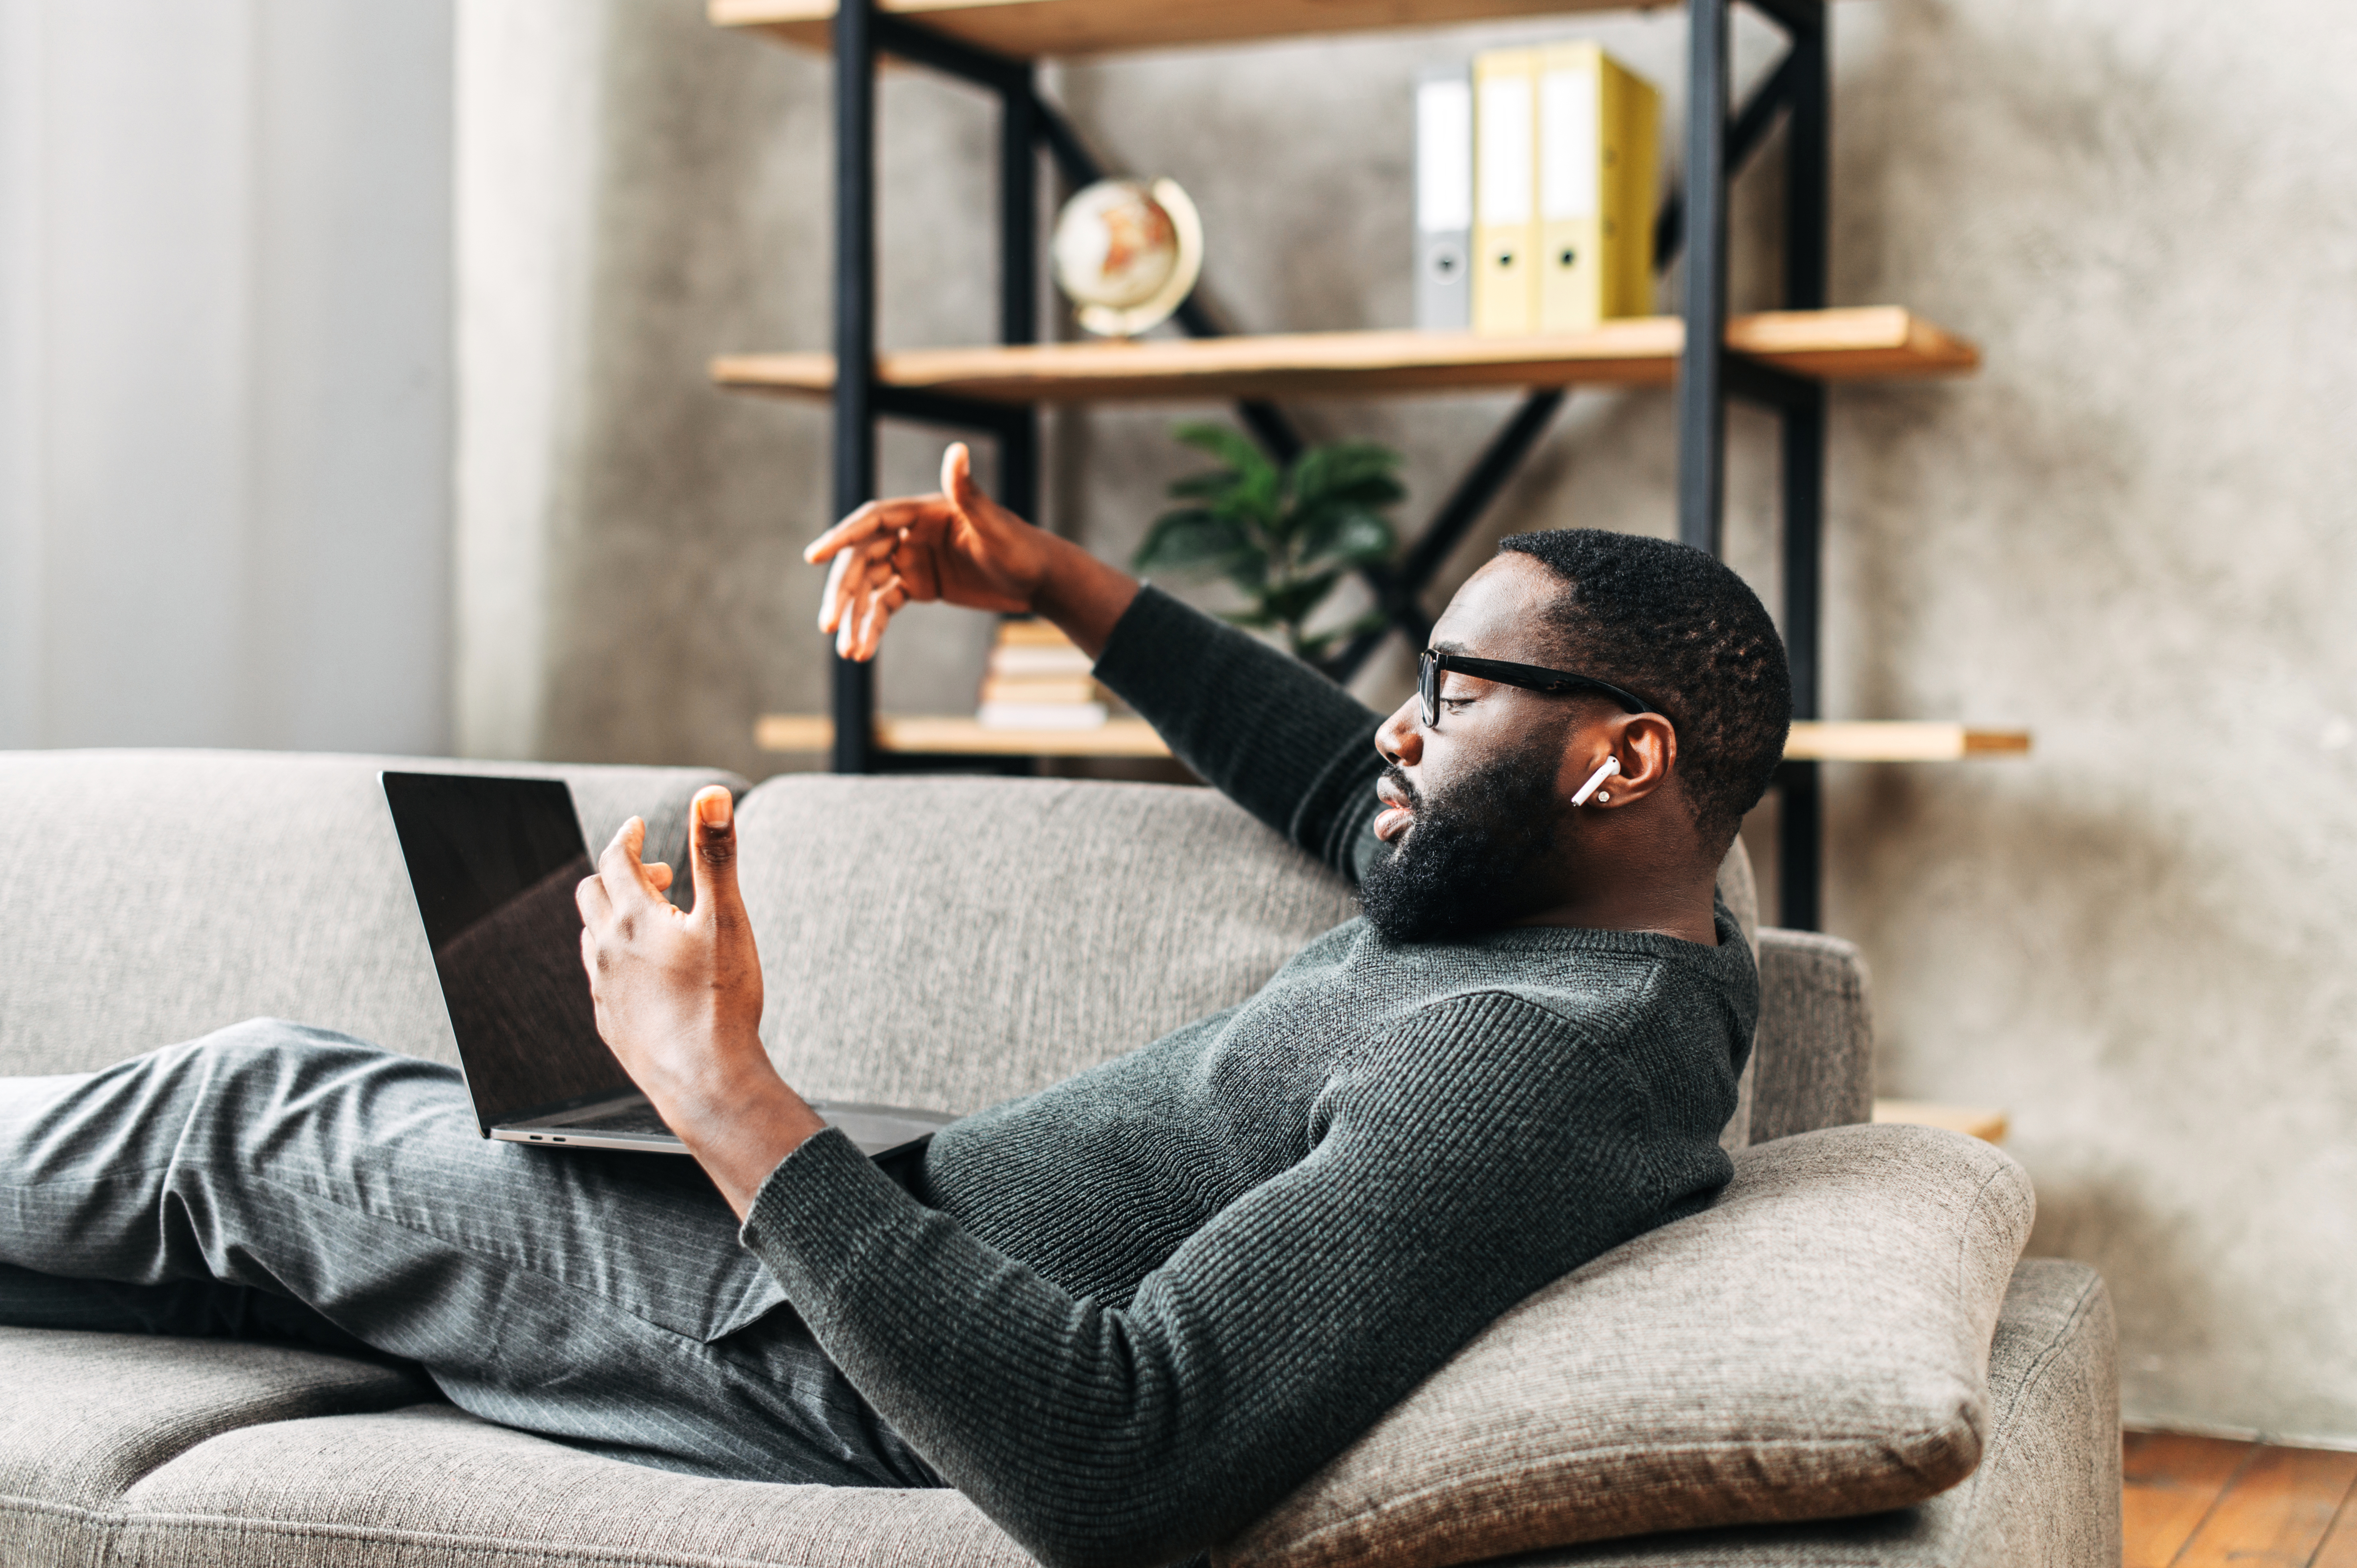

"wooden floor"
[2126, 1432, 2357, 1568]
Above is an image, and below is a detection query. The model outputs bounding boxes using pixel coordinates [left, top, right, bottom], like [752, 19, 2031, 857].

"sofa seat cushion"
[106, 1404, 1030, 1568]
[1217, 1122, 2038, 1568]
[0, 1327, 428, 1556]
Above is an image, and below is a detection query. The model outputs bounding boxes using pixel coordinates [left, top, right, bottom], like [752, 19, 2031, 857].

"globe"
[1050, 177, 1204, 338]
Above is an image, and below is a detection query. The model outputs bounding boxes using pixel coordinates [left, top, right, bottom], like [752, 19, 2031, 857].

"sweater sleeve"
[1091, 585, 1389, 881]
[739, 992, 1733, 1568]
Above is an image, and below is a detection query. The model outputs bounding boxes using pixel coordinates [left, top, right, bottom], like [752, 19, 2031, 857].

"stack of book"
[976, 620, 1107, 730]
[1413, 44, 1659, 336]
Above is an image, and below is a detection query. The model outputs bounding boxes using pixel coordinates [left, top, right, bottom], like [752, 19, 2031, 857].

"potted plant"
[1131, 422, 1404, 670]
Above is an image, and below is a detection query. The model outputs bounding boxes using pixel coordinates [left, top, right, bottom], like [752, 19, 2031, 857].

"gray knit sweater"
[741, 587, 1756, 1568]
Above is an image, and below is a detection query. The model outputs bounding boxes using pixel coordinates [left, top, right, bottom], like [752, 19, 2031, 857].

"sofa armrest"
[1746, 928, 1874, 1142]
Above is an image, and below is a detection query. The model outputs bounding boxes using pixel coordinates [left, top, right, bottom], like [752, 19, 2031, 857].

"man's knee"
[133, 1020, 450, 1126]
[204, 1016, 382, 1059]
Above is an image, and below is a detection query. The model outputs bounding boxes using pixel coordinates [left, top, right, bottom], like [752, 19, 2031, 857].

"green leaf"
[1290, 442, 1402, 503]
[1132, 510, 1251, 577]
[1164, 423, 1408, 672]
[1221, 549, 1271, 593]
[1167, 471, 1242, 502]
[1172, 422, 1272, 481]
[1231, 460, 1283, 535]
[1255, 570, 1343, 628]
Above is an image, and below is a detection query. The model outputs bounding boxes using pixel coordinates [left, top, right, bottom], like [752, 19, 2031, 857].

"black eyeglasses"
[1418, 650, 1655, 729]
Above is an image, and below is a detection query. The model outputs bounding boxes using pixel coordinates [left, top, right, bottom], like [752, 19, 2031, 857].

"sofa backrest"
[735, 775, 1362, 1114]
[0, 750, 741, 1076]
[1749, 929, 1876, 1141]
[733, 774, 1783, 1130]
[0, 754, 1867, 1142]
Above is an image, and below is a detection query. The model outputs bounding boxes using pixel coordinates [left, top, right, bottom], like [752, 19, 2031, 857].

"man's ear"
[1572, 711, 1677, 808]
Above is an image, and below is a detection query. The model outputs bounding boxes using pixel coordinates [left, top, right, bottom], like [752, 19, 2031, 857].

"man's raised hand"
[803, 441, 1056, 661]
[575, 785, 825, 1218]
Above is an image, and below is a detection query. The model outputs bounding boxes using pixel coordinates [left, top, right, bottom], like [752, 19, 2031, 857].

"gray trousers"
[0, 1019, 940, 1489]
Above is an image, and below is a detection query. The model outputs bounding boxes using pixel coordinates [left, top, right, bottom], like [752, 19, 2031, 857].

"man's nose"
[1375, 698, 1422, 766]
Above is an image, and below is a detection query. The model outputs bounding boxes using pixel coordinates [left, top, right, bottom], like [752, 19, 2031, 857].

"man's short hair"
[1497, 528, 1790, 850]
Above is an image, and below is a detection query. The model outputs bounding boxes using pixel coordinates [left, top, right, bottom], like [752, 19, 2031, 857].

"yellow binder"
[1471, 48, 1540, 337]
[1535, 43, 1659, 332]
[1608, 50, 1659, 319]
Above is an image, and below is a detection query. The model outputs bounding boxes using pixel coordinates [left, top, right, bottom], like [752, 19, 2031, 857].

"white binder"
[1413, 65, 1473, 331]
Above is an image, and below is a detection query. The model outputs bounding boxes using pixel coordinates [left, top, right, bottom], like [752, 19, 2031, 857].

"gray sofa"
[0, 751, 2119, 1568]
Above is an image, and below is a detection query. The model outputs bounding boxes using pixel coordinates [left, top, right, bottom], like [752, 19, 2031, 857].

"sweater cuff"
[739, 1126, 920, 1305]
[1090, 582, 1205, 711]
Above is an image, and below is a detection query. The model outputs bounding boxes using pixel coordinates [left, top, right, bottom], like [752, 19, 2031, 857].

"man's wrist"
[1030, 535, 1140, 659]
[672, 1065, 829, 1220]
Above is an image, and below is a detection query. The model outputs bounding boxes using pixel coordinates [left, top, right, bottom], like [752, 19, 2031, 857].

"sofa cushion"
[0, 1327, 429, 1561]
[1216, 1122, 2037, 1568]
[1491, 1261, 2119, 1568]
[110, 1403, 1030, 1568]
[0, 750, 744, 1075]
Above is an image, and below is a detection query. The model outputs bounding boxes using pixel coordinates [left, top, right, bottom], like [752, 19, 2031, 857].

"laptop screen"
[382, 772, 636, 1130]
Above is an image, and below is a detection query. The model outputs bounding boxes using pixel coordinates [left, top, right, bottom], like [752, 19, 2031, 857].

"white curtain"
[0, 0, 453, 752]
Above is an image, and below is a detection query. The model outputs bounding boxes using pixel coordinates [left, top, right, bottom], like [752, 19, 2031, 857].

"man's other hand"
[804, 441, 1054, 660]
[804, 440, 1141, 663]
[575, 786, 824, 1217]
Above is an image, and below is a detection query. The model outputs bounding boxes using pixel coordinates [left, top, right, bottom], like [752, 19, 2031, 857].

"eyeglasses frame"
[1417, 650, 1656, 730]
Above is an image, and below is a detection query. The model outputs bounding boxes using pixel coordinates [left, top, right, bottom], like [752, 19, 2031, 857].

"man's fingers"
[644, 861, 674, 894]
[943, 441, 1009, 536]
[597, 818, 656, 911]
[818, 527, 904, 635]
[853, 576, 906, 659]
[805, 495, 944, 566]
[895, 535, 941, 602]
[687, 786, 745, 929]
[939, 442, 975, 512]
[819, 534, 887, 633]
[575, 872, 614, 929]
[804, 499, 887, 564]
[833, 550, 908, 660]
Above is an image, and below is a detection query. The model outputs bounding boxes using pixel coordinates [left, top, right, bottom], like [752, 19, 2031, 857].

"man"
[0, 442, 1788, 1568]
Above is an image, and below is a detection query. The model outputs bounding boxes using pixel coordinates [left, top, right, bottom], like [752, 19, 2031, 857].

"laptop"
[381, 771, 956, 1163]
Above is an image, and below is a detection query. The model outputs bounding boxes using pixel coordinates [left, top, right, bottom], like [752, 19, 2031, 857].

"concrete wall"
[458, 0, 2357, 1441]
[0, 0, 453, 754]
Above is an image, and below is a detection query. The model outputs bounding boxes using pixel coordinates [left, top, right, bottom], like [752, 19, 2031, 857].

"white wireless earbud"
[1570, 756, 1620, 807]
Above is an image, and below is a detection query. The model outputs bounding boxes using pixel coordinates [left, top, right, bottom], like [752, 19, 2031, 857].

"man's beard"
[1358, 732, 1568, 943]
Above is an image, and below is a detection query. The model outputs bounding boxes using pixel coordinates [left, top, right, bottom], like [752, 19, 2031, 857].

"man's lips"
[1374, 780, 1416, 843]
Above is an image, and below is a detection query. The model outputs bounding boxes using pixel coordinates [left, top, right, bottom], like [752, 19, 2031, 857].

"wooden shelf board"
[756, 713, 1172, 756]
[713, 0, 1690, 61]
[1789, 722, 2031, 762]
[712, 309, 1979, 406]
[757, 715, 2031, 763]
[1873, 1100, 2009, 1144]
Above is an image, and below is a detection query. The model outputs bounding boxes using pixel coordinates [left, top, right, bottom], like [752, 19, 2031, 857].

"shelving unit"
[712, 0, 2028, 929]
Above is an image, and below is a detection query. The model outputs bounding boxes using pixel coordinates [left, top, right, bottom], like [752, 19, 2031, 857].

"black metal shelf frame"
[823, 0, 1832, 928]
